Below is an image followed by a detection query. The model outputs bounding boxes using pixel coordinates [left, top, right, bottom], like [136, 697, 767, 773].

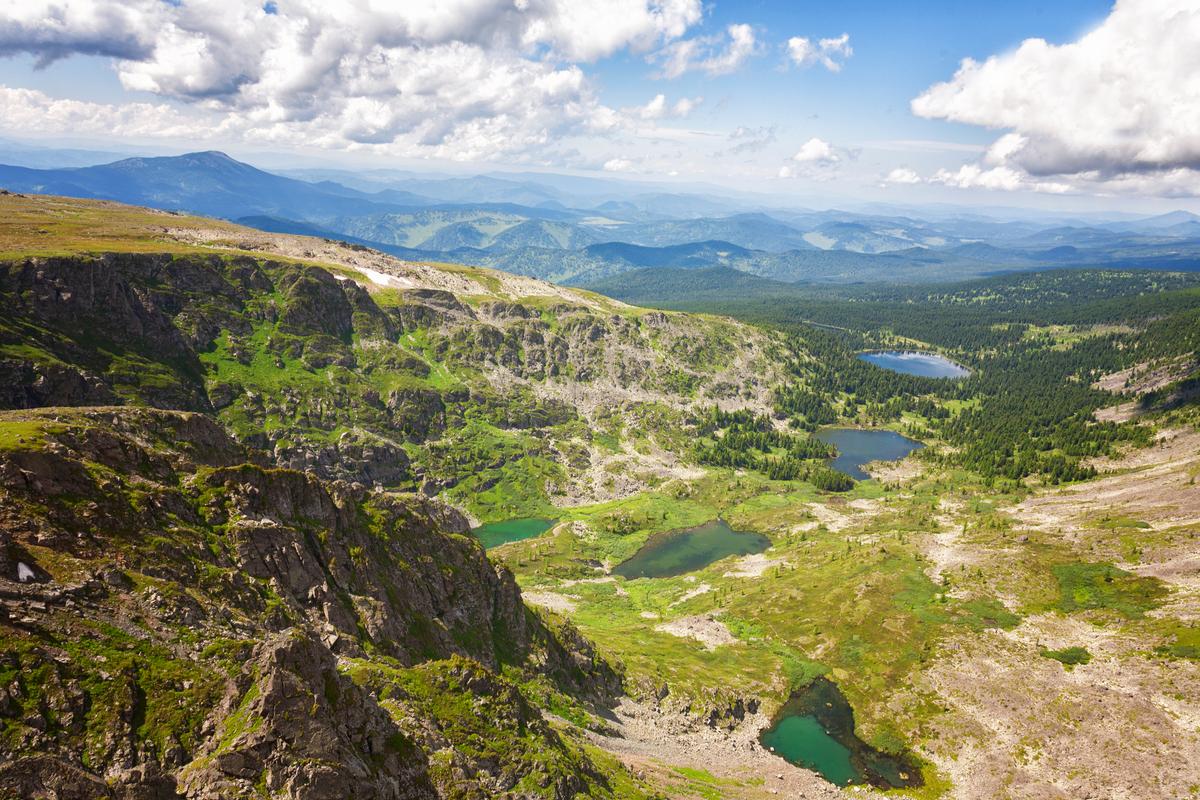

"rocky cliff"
[0, 196, 787, 519]
[0, 406, 620, 799]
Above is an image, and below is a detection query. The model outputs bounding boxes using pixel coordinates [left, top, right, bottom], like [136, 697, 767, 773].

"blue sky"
[0, 1, 1195, 211]
[591, 0, 1109, 141]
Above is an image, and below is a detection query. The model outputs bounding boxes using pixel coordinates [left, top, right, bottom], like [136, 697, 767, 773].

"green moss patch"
[1040, 646, 1092, 669]
[1052, 562, 1168, 618]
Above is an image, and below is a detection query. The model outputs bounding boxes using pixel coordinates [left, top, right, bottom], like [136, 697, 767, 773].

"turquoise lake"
[759, 678, 921, 789]
[471, 518, 556, 549]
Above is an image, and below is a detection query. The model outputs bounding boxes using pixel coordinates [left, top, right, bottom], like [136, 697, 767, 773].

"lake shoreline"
[858, 349, 971, 378]
[585, 696, 849, 800]
[815, 427, 925, 480]
[613, 519, 771, 580]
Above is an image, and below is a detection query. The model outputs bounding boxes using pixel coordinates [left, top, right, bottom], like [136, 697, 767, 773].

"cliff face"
[0, 407, 619, 799]
[0, 247, 784, 514]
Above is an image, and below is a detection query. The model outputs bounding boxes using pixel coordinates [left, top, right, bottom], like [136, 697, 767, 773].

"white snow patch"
[356, 266, 416, 289]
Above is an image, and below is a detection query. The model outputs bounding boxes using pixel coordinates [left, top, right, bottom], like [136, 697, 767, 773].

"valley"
[1, 194, 1198, 800]
[2, 1, 1198, 798]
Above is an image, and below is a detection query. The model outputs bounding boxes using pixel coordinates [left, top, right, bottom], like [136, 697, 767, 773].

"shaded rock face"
[0, 407, 621, 799]
[0, 359, 119, 409]
[272, 431, 412, 487]
[1, 251, 774, 504]
[276, 270, 355, 341]
[0, 253, 223, 412]
[0, 253, 415, 485]
[180, 631, 436, 800]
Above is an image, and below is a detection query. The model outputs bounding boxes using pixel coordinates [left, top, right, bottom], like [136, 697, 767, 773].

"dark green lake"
[612, 519, 770, 580]
[760, 678, 921, 789]
[859, 350, 970, 378]
[471, 518, 556, 549]
[815, 428, 924, 480]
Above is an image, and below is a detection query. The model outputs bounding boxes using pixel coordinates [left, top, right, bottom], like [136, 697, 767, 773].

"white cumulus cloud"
[883, 167, 921, 185]
[653, 22, 760, 79]
[0, 0, 708, 162]
[0, 85, 220, 139]
[786, 33, 852, 72]
[912, 0, 1200, 195]
[778, 137, 847, 180]
[629, 93, 702, 120]
[0, 0, 161, 64]
[603, 157, 636, 172]
[930, 164, 1071, 194]
[791, 137, 839, 164]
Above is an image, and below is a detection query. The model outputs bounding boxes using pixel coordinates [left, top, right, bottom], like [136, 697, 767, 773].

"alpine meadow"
[0, 2, 1198, 800]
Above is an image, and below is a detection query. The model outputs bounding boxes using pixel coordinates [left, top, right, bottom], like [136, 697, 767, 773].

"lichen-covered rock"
[180, 630, 436, 800]
[0, 406, 622, 799]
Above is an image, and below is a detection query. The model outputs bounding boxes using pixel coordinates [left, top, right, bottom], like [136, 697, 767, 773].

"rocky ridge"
[1, 203, 787, 514]
[0, 406, 621, 799]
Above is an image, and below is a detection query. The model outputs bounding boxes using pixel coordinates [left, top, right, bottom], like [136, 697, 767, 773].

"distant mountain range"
[0, 151, 411, 219]
[2, 150, 1199, 284]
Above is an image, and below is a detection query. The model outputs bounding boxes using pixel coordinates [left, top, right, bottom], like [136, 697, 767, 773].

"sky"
[0, 0, 1197, 212]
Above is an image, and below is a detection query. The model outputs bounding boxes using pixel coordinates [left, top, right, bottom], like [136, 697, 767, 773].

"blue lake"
[815, 428, 924, 480]
[858, 350, 969, 378]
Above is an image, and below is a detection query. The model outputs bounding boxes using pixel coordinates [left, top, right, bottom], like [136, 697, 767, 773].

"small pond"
[472, 518, 556, 549]
[815, 428, 924, 480]
[858, 350, 970, 378]
[760, 678, 921, 789]
[612, 519, 770, 580]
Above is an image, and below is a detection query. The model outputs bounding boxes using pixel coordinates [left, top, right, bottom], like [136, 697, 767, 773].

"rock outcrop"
[0, 407, 620, 799]
[0, 250, 784, 503]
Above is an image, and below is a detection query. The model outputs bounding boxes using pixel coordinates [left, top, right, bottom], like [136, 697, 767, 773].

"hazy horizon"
[1, 1, 1197, 216]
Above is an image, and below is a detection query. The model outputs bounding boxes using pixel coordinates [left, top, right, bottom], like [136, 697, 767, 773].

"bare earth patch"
[1094, 400, 1142, 423]
[1092, 358, 1198, 421]
[587, 698, 848, 800]
[909, 427, 1200, 798]
[165, 224, 616, 308]
[723, 554, 787, 579]
[921, 499, 979, 595]
[924, 526, 974, 594]
[868, 456, 926, 484]
[1093, 357, 1196, 394]
[920, 614, 1200, 800]
[655, 614, 737, 650]
[560, 575, 616, 587]
[521, 591, 579, 614]
[671, 582, 714, 605]
[1013, 429, 1200, 535]
[805, 503, 853, 532]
